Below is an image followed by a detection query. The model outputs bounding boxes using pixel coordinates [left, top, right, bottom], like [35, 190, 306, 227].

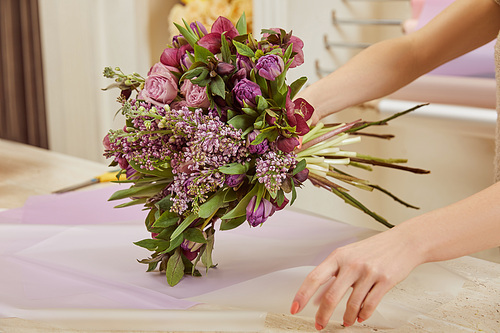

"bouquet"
[103, 14, 428, 286]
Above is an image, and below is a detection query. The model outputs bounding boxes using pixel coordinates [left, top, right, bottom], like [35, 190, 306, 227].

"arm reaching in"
[301, 0, 500, 123]
[291, 0, 500, 329]
[292, 182, 500, 329]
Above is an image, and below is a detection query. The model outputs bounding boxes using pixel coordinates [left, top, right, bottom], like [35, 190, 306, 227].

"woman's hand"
[290, 227, 424, 330]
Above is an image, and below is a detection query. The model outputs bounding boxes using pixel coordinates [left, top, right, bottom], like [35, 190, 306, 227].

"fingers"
[314, 268, 357, 329]
[291, 258, 339, 315]
[342, 280, 374, 327]
[357, 282, 391, 322]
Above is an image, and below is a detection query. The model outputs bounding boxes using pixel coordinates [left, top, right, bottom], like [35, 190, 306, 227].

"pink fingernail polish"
[358, 317, 364, 323]
[315, 323, 324, 331]
[290, 301, 299, 315]
[343, 322, 350, 327]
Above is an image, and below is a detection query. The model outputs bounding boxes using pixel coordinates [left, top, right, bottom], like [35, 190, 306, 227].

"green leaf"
[164, 233, 184, 253]
[277, 189, 285, 206]
[235, 12, 247, 35]
[190, 68, 209, 84]
[147, 261, 160, 272]
[182, 66, 205, 80]
[289, 76, 307, 99]
[256, 95, 269, 111]
[156, 195, 173, 212]
[284, 43, 293, 61]
[166, 249, 185, 286]
[108, 183, 166, 201]
[241, 107, 259, 117]
[251, 129, 279, 146]
[228, 114, 254, 130]
[134, 239, 169, 252]
[218, 162, 248, 175]
[293, 159, 307, 176]
[233, 40, 255, 58]
[224, 189, 238, 202]
[113, 198, 147, 208]
[221, 183, 261, 219]
[170, 213, 198, 241]
[128, 160, 173, 179]
[174, 22, 197, 47]
[153, 211, 179, 228]
[201, 232, 215, 270]
[210, 75, 226, 98]
[290, 179, 297, 205]
[198, 190, 226, 218]
[220, 216, 247, 230]
[184, 228, 207, 243]
[221, 34, 232, 63]
[261, 28, 279, 35]
[194, 44, 215, 63]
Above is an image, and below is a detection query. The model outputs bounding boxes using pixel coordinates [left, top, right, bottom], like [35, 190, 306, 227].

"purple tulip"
[236, 54, 254, 77]
[225, 173, 246, 187]
[263, 28, 305, 68]
[189, 21, 208, 38]
[246, 196, 275, 227]
[247, 130, 269, 154]
[232, 78, 262, 107]
[160, 47, 180, 68]
[255, 54, 284, 81]
[276, 136, 300, 153]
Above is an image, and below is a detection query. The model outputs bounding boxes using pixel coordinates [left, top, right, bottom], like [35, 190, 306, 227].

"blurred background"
[1, 0, 497, 257]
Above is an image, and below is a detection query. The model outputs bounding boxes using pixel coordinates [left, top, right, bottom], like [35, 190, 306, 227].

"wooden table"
[1, 139, 499, 332]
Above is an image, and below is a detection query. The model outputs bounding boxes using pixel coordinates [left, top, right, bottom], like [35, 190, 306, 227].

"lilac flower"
[247, 130, 269, 154]
[225, 173, 246, 187]
[246, 196, 275, 227]
[232, 78, 262, 107]
[255, 149, 297, 193]
[255, 54, 284, 81]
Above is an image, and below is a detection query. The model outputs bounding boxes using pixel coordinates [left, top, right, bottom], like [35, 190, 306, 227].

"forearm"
[300, 36, 422, 119]
[395, 182, 500, 264]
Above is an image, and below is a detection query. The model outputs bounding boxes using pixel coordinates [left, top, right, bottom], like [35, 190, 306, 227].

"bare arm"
[301, 0, 500, 121]
[292, 0, 500, 329]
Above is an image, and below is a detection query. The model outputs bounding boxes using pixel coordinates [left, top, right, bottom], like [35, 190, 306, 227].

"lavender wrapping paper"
[0, 185, 467, 329]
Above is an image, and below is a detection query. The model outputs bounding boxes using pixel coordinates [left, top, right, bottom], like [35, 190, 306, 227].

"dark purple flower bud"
[285, 89, 314, 136]
[225, 173, 246, 187]
[180, 52, 193, 70]
[277, 136, 300, 153]
[255, 54, 285, 81]
[125, 165, 139, 180]
[117, 156, 129, 170]
[265, 114, 277, 126]
[102, 134, 111, 150]
[232, 78, 262, 107]
[246, 196, 275, 227]
[293, 168, 309, 185]
[216, 62, 235, 76]
[160, 47, 180, 68]
[189, 21, 208, 38]
[271, 196, 289, 211]
[236, 54, 254, 77]
[247, 130, 269, 154]
[181, 239, 201, 261]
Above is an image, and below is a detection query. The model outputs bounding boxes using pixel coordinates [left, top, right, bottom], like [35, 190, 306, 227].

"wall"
[38, 0, 178, 163]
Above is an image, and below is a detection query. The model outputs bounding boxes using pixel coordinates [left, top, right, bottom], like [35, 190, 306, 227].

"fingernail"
[315, 323, 324, 331]
[290, 301, 300, 315]
[357, 317, 364, 323]
[343, 322, 350, 327]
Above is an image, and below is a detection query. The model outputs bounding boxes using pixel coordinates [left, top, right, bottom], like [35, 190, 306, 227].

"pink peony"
[139, 63, 180, 107]
[180, 79, 210, 108]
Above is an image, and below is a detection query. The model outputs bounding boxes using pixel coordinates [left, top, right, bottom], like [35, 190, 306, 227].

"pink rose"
[139, 63, 179, 107]
[180, 79, 210, 108]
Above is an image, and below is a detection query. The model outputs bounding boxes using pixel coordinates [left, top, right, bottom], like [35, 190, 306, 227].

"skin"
[290, 0, 500, 330]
